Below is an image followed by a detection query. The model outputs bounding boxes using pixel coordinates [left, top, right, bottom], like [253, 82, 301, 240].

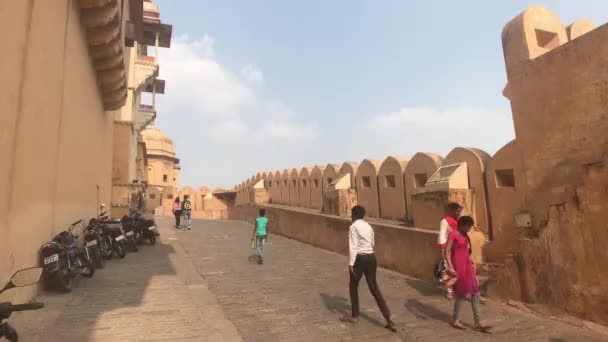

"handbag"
[434, 260, 446, 281]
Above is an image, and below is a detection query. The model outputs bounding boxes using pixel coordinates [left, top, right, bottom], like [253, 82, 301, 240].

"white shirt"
[438, 218, 450, 246]
[348, 219, 375, 266]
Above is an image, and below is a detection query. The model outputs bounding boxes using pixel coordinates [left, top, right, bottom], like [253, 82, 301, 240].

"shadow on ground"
[247, 254, 259, 264]
[320, 292, 386, 328]
[405, 278, 444, 297]
[13, 218, 181, 341]
[404, 298, 452, 323]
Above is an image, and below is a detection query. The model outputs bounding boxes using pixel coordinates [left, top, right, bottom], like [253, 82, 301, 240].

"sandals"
[451, 321, 466, 330]
[451, 321, 492, 333]
[340, 316, 397, 333]
[384, 322, 397, 333]
[474, 325, 492, 333]
[340, 316, 359, 324]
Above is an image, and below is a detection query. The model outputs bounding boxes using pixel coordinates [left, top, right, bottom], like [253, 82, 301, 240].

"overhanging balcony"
[134, 104, 156, 133]
[134, 79, 164, 132]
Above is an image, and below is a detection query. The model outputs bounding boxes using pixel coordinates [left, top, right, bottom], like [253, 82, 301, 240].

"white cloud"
[161, 35, 255, 118]
[262, 119, 320, 141]
[367, 106, 514, 155]
[156, 33, 322, 188]
[241, 63, 265, 86]
[210, 120, 249, 141]
[190, 34, 215, 58]
[262, 101, 296, 120]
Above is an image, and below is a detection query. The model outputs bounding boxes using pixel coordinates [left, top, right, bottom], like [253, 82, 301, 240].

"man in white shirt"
[437, 202, 462, 299]
[340, 205, 396, 332]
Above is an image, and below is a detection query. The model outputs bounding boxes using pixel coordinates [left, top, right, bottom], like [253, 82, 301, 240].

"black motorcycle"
[84, 218, 111, 268]
[0, 268, 45, 342]
[129, 211, 157, 245]
[97, 217, 127, 258]
[39, 220, 95, 292]
[120, 216, 139, 252]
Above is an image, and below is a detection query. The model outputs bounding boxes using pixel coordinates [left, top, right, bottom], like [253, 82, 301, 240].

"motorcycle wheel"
[94, 245, 106, 268]
[42, 272, 56, 292]
[114, 242, 126, 258]
[101, 238, 113, 260]
[55, 267, 73, 293]
[2, 323, 18, 342]
[135, 231, 144, 245]
[129, 238, 138, 252]
[149, 233, 157, 245]
[78, 255, 95, 278]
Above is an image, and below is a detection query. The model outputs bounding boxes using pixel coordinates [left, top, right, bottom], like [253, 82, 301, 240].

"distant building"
[141, 123, 181, 213]
[111, 0, 174, 217]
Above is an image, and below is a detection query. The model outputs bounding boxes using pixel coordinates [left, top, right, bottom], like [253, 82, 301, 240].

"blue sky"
[153, 0, 607, 189]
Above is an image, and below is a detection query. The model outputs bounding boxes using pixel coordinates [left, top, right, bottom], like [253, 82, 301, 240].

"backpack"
[434, 259, 446, 281]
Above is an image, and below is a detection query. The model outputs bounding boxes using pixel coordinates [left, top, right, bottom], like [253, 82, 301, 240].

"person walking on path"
[437, 202, 462, 299]
[445, 215, 491, 332]
[251, 209, 269, 265]
[340, 205, 397, 332]
[181, 195, 192, 230]
[172, 197, 182, 229]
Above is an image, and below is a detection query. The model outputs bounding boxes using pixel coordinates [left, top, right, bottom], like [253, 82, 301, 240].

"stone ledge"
[78, 0, 128, 111]
[229, 203, 440, 282]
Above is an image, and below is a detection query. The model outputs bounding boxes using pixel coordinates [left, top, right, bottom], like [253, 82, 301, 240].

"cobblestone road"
[12, 219, 242, 342]
[12, 217, 608, 341]
[179, 218, 607, 342]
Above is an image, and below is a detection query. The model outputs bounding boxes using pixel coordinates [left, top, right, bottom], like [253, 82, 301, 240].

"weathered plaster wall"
[299, 167, 312, 208]
[338, 162, 358, 190]
[484, 140, 525, 261]
[272, 171, 282, 204]
[502, 8, 608, 325]
[160, 185, 176, 215]
[146, 187, 162, 212]
[278, 170, 288, 205]
[265, 173, 275, 203]
[322, 164, 339, 191]
[411, 190, 475, 232]
[444, 147, 491, 234]
[378, 156, 408, 220]
[355, 160, 381, 218]
[0, 0, 113, 303]
[229, 204, 440, 282]
[288, 169, 300, 207]
[310, 166, 324, 210]
[404, 153, 443, 222]
[112, 123, 134, 184]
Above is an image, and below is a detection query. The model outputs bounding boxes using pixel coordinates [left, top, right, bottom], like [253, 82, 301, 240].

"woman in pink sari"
[445, 216, 491, 332]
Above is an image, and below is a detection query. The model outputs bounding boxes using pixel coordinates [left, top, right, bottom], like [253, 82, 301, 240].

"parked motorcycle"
[120, 216, 139, 252]
[128, 210, 157, 245]
[97, 217, 127, 259]
[0, 268, 45, 342]
[39, 220, 95, 292]
[83, 218, 110, 268]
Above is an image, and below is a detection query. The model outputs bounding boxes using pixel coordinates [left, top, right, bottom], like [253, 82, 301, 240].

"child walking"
[251, 209, 269, 265]
[181, 195, 192, 230]
[445, 216, 491, 332]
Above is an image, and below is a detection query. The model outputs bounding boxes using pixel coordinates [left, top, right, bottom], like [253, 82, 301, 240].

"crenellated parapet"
[499, 6, 608, 325]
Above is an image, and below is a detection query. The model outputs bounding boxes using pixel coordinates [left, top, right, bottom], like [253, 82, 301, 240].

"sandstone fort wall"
[225, 7, 608, 325]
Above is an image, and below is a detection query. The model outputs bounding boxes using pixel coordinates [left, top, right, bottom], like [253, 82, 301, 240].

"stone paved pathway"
[11, 217, 608, 341]
[12, 219, 242, 342]
[179, 218, 607, 342]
